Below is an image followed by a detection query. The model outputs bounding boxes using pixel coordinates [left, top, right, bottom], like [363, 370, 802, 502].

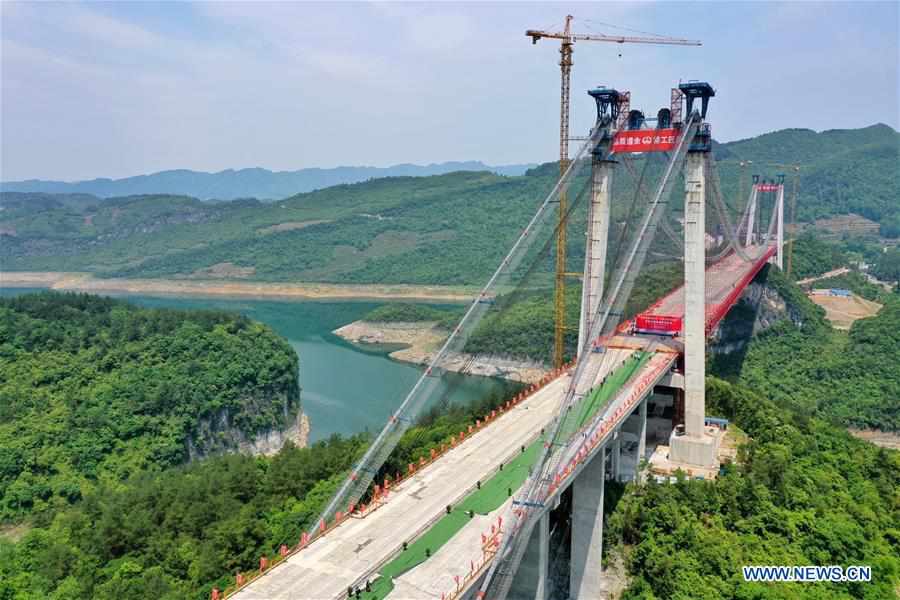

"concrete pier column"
[510, 511, 550, 600]
[670, 152, 719, 468]
[579, 157, 613, 354]
[571, 445, 605, 598]
[636, 398, 648, 480]
[682, 152, 706, 439]
[611, 434, 622, 482]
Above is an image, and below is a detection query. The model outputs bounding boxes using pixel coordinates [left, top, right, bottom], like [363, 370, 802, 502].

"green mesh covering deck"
[557, 351, 651, 441]
[358, 351, 650, 600]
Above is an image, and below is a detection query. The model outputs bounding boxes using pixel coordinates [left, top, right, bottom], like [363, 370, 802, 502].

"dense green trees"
[0, 293, 299, 521]
[873, 247, 900, 283]
[788, 233, 849, 280]
[462, 262, 682, 363]
[607, 377, 900, 600]
[712, 267, 900, 431]
[362, 303, 462, 326]
[0, 436, 366, 600]
[809, 271, 887, 302]
[0, 370, 520, 599]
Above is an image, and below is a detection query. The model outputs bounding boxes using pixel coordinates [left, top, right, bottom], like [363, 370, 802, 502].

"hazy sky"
[2, 1, 898, 181]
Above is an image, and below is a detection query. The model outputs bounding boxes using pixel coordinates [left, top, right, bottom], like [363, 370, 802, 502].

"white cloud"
[1, 1, 897, 180]
[64, 8, 164, 50]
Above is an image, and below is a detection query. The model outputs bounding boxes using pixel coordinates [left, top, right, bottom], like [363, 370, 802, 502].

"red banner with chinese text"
[610, 128, 679, 154]
[756, 184, 781, 192]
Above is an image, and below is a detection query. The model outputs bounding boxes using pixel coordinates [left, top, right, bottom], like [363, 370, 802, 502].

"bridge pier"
[510, 512, 550, 600]
[669, 148, 718, 468]
[611, 432, 622, 482]
[636, 397, 648, 480]
[570, 444, 606, 599]
[744, 185, 758, 246]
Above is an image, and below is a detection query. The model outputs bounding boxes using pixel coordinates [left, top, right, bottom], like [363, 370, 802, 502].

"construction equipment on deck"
[525, 15, 701, 368]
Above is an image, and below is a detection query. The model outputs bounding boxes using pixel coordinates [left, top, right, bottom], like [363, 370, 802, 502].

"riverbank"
[0, 271, 475, 303]
[333, 320, 548, 383]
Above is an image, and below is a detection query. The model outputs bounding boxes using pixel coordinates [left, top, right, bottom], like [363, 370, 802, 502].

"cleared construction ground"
[808, 291, 882, 329]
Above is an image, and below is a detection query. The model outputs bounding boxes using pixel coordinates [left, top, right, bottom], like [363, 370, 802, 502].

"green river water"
[0, 288, 510, 443]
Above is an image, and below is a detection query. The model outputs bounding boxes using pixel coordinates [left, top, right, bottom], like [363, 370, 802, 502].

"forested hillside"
[607, 377, 900, 600]
[0, 292, 300, 521]
[712, 266, 900, 431]
[0, 380, 520, 599]
[2, 125, 897, 285]
[715, 124, 900, 233]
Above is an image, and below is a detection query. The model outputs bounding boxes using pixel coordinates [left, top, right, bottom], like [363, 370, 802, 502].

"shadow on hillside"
[708, 267, 771, 379]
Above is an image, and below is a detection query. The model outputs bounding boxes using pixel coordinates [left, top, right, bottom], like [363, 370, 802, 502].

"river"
[0, 288, 510, 443]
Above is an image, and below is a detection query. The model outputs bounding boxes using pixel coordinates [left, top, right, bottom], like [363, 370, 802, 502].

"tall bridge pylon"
[226, 81, 788, 600]
[479, 80, 787, 600]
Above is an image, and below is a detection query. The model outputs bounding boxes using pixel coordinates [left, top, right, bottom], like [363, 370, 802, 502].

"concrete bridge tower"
[578, 87, 620, 354]
[668, 81, 720, 468]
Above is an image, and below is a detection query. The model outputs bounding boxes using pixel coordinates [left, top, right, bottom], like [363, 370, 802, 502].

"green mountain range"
[1, 124, 897, 284]
[0, 162, 536, 201]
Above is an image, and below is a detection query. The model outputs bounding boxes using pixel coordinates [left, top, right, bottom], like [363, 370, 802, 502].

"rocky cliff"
[710, 264, 817, 355]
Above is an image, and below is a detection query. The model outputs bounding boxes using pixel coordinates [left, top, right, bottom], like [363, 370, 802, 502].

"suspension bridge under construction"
[218, 77, 791, 600]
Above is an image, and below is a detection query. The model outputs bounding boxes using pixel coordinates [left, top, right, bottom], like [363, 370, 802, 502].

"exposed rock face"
[186, 401, 309, 461]
[709, 277, 800, 355]
[239, 411, 310, 456]
[334, 320, 548, 383]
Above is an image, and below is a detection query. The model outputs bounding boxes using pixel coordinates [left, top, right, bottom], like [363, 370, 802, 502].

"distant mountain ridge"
[1, 161, 537, 201]
[1, 124, 897, 284]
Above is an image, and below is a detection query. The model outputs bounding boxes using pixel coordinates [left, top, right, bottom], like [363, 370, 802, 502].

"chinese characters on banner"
[756, 184, 781, 192]
[610, 128, 679, 154]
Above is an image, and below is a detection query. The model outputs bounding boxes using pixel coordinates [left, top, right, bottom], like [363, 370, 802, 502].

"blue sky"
[1, 1, 897, 181]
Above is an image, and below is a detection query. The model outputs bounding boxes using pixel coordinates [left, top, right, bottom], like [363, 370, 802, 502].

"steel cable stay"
[707, 157, 779, 264]
[620, 153, 684, 252]
[736, 184, 757, 241]
[429, 176, 594, 412]
[310, 128, 606, 535]
[611, 153, 654, 273]
[480, 116, 700, 599]
[492, 175, 593, 310]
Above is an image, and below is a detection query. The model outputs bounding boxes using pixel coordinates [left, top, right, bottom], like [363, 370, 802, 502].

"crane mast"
[554, 15, 574, 370]
[527, 15, 701, 368]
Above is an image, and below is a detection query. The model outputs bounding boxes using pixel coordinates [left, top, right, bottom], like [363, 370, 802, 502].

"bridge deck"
[641, 245, 775, 332]
[233, 247, 775, 600]
[234, 350, 633, 600]
[389, 351, 677, 600]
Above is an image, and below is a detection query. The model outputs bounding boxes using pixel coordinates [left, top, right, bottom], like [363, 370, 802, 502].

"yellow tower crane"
[526, 15, 701, 368]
